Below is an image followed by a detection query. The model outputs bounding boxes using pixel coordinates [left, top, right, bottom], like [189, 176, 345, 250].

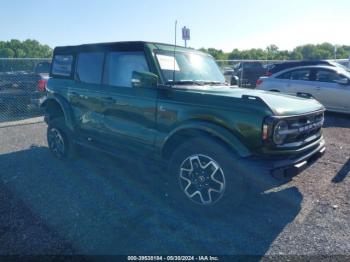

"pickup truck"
[0, 61, 50, 114]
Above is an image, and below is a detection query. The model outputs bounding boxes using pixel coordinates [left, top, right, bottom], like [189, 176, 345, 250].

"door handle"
[316, 87, 321, 91]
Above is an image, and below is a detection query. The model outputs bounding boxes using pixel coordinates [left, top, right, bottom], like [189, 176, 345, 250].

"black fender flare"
[161, 120, 252, 158]
[40, 95, 76, 131]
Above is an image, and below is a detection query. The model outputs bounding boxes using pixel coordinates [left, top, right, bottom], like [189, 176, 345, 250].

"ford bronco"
[41, 41, 325, 208]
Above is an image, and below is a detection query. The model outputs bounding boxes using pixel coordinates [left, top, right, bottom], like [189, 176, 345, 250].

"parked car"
[233, 61, 266, 87]
[0, 62, 50, 113]
[41, 41, 325, 209]
[265, 60, 349, 76]
[257, 65, 350, 114]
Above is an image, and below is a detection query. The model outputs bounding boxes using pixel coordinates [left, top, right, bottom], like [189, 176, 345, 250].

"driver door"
[98, 51, 158, 156]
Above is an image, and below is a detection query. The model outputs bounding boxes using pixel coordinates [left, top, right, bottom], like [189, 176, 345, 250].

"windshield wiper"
[199, 81, 227, 86]
[166, 80, 228, 86]
[166, 80, 205, 86]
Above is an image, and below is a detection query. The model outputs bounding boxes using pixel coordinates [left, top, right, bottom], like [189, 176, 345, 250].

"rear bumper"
[246, 137, 326, 180]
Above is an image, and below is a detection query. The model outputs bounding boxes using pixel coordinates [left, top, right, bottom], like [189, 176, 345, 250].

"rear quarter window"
[51, 55, 73, 77]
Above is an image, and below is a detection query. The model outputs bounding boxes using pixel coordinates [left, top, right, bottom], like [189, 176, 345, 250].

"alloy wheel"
[179, 154, 226, 205]
[48, 127, 66, 158]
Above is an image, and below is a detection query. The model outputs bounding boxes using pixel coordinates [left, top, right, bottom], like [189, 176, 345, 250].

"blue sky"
[1, 0, 349, 51]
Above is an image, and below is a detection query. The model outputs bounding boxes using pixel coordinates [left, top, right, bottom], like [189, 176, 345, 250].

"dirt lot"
[0, 113, 349, 257]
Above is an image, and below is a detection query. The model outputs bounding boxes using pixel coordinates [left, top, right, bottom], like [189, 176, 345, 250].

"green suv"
[42, 41, 326, 207]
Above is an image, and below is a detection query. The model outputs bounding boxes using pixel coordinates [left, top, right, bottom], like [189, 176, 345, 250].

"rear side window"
[52, 55, 73, 77]
[103, 51, 149, 87]
[315, 69, 342, 83]
[76, 52, 104, 84]
[277, 69, 310, 81]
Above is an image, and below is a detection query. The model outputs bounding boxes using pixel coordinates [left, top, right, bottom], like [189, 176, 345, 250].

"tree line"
[0, 39, 52, 58]
[0, 39, 349, 61]
[199, 43, 350, 61]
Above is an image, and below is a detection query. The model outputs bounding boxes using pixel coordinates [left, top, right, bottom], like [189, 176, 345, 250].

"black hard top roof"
[53, 41, 197, 54]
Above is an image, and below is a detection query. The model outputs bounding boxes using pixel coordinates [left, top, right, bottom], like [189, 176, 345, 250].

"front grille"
[284, 112, 324, 144]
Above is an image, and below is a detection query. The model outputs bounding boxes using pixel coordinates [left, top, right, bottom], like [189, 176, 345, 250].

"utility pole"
[334, 45, 337, 60]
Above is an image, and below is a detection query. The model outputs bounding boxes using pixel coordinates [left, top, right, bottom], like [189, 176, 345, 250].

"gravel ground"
[0, 112, 349, 257]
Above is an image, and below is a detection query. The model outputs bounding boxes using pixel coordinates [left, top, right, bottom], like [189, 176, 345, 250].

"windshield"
[155, 51, 225, 85]
[332, 61, 350, 72]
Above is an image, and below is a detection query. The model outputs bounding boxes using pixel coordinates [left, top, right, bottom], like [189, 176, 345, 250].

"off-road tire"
[167, 137, 248, 214]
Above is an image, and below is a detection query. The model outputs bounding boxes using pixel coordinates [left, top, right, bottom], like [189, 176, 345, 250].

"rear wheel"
[167, 137, 247, 213]
[47, 117, 77, 160]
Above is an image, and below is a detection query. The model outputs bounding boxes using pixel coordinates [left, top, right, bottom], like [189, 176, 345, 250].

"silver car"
[256, 65, 350, 114]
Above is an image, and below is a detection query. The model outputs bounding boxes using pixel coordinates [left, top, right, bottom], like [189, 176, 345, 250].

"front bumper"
[246, 137, 326, 180]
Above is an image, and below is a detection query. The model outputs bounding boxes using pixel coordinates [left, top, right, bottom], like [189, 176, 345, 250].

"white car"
[256, 65, 350, 114]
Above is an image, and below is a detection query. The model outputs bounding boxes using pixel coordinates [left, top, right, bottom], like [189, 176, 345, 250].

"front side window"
[76, 52, 104, 84]
[315, 69, 343, 83]
[52, 55, 73, 77]
[103, 51, 149, 87]
[155, 51, 225, 85]
[278, 69, 310, 81]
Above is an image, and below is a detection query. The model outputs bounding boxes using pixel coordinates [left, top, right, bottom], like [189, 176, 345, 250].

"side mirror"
[131, 71, 158, 88]
[335, 78, 349, 85]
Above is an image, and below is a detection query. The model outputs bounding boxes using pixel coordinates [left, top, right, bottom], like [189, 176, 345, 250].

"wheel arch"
[161, 121, 252, 160]
[40, 95, 75, 130]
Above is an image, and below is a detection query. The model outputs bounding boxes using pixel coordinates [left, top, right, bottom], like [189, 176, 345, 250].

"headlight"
[273, 120, 288, 145]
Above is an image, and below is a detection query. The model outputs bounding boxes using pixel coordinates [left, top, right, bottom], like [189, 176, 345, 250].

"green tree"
[199, 47, 228, 60]
[266, 44, 279, 60]
[0, 48, 15, 58]
[290, 50, 303, 60]
[0, 39, 53, 58]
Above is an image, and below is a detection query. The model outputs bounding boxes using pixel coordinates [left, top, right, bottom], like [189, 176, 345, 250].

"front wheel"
[167, 137, 247, 212]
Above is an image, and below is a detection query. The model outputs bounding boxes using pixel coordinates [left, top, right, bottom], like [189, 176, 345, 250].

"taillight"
[38, 79, 47, 92]
[256, 79, 263, 87]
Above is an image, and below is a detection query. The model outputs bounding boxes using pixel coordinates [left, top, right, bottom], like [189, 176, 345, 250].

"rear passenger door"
[68, 52, 106, 137]
[99, 51, 158, 155]
[276, 68, 313, 96]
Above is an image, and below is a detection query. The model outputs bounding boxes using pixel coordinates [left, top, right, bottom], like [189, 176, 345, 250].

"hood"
[178, 86, 325, 116]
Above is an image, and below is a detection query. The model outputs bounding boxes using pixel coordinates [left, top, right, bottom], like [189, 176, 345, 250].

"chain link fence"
[0, 57, 349, 123]
[0, 58, 50, 123]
